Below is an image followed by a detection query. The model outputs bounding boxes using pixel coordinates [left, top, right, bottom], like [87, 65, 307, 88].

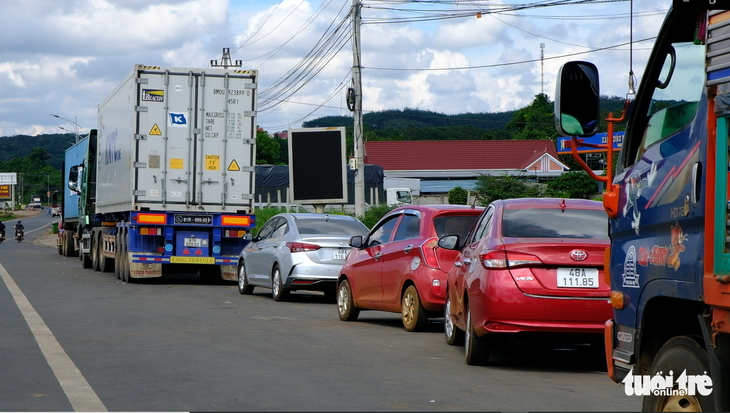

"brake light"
[478, 250, 542, 269]
[421, 237, 440, 269]
[140, 227, 162, 236]
[222, 215, 251, 226]
[136, 213, 167, 224]
[286, 242, 321, 252]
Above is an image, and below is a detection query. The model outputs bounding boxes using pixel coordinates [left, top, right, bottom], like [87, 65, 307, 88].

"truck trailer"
[555, 6, 730, 411]
[58, 65, 257, 283]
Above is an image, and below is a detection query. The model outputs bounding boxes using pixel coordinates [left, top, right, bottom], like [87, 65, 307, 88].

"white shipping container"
[96, 65, 257, 214]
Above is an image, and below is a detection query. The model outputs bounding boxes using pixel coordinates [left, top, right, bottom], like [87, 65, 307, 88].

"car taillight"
[478, 250, 543, 269]
[286, 242, 321, 253]
[421, 237, 440, 269]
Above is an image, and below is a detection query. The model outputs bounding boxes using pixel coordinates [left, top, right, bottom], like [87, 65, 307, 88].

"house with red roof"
[364, 140, 569, 188]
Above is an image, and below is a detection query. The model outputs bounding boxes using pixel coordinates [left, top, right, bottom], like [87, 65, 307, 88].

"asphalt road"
[0, 214, 642, 412]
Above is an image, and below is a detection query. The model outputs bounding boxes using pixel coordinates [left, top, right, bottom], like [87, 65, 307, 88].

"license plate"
[557, 267, 599, 288]
[184, 238, 202, 248]
[333, 249, 349, 260]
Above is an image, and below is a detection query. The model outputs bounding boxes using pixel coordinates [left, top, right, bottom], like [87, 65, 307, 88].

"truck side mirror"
[68, 165, 81, 194]
[555, 61, 600, 137]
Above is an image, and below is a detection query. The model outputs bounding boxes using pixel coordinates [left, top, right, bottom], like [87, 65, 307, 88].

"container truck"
[59, 65, 257, 283]
[554, 6, 729, 411]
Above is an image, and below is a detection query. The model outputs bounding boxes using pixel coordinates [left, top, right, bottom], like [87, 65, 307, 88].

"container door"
[136, 70, 196, 207]
[194, 71, 257, 209]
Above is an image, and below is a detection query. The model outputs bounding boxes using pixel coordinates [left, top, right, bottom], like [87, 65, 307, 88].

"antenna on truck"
[211, 48, 242, 69]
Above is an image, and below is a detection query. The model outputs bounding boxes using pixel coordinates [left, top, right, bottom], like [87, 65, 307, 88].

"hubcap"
[273, 270, 280, 296]
[337, 285, 348, 315]
[445, 297, 454, 338]
[402, 292, 415, 325]
[659, 395, 702, 412]
[465, 309, 471, 357]
[238, 266, 245, 289]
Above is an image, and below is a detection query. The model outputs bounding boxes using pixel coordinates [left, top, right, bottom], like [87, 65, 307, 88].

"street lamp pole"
[50, 114, 81, 143]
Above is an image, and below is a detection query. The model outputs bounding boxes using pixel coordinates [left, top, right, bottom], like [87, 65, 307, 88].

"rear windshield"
[433, 215, 480, 239]
[502, 208, 608, 239]
[295, 218, 367, 235]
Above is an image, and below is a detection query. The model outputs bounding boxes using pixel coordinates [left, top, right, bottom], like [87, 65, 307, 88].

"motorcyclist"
[14, 221, 24, 239]
[0, 220, 5, 240]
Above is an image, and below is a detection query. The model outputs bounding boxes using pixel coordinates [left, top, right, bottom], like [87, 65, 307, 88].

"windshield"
[501, 208, 608, 239]
[295, 218, 367, 235]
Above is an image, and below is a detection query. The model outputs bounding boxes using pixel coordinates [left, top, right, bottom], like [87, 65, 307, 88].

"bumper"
[284, 262, 343, 292]
[471, 271, 612, 337]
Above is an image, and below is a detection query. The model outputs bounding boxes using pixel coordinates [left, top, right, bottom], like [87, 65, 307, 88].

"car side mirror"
[243, 233, 253, 241]
[349, 235, 363, 248]
[438, 235, 460, 250]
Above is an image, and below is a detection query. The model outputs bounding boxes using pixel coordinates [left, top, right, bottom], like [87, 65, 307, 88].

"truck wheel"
[121, 229, 134, 283]
[465, 303, 490, 366]
[641, 336, 715, 412]
[64, 231, 77, 257]
[91, 233, 101, 271]
[114, 232, 121, 280]
[402, 285, 428, 332]
[57, 234, 64, 255]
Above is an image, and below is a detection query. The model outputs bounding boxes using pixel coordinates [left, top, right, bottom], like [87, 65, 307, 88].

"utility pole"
[211, 48, 242, 69]
[352, 0, 365, 218]
[540, 43, 545, 95]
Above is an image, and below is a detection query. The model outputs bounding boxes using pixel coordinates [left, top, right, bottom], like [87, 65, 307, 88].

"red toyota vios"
[337, 205, 484, 331]
[439, 198, 612, 365]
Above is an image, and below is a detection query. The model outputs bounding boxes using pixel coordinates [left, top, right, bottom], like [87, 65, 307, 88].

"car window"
[466, 208, 493, 244]
[432, 213, 482, 242]
[270, 218, 288, 239]
[295, 218, 367, 235]
[367, 215, 400, 246]
[256, 218, 279, 240]
[501, 208, 608, 239]
[393, 214, 420, 241]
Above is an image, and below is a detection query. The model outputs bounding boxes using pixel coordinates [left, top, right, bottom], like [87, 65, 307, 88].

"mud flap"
[129, 252, 162, 278]
[220, 264, 237, 281]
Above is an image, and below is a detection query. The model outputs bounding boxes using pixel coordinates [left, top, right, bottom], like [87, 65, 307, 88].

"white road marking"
[0, 262, 107, 412]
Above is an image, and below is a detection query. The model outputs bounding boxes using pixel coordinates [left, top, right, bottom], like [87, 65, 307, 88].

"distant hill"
[0, 133, 76, 170]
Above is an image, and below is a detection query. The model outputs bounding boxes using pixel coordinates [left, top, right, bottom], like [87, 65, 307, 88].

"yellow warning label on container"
[205, 155, 220, 170]
[228, 159, 240, 171]
[170, 158, 183, 169]
[150, 124, 162, 135]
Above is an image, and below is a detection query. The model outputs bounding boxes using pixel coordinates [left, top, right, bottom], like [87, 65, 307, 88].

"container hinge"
[136, 106, 148, 113]
[240, 166, 255, 172]
[244, 83, 256, 90]
[136, 78, 149, 84]
[244, 111, 256, 117]
[193, 128, 202, 135]
[171, 178, 188, 184]
[135, 134, 147, 140]
[133, 190, 146, 196]
[242, 139, 255, 145]
[240, 194, 255, 200]
[202, 179, 220, 185]
[134, 162, 147, 168]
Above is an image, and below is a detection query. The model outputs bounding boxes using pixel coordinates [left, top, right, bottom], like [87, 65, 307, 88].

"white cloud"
[0, 0, 671, 136]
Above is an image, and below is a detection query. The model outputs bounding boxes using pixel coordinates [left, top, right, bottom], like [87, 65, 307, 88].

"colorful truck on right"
[554, 5, 730, 412]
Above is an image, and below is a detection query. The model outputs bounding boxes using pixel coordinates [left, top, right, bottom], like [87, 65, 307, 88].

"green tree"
[448, 186, 468, 205]
[256, 128, 281, 164]
[473, 174, 541, 206]
[506, 93, 558, 142]
[546, 170, 599, 199]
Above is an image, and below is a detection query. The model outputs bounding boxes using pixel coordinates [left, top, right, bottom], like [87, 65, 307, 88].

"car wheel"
[271, 265, 289, 302]
[444, 292, 464, 346]
[401, 285, 428, 332]
[465, 303, 490, 365]
[337, 279, 360, 321]
[641, 336, 715, 412]
[237, 263, 254, 295]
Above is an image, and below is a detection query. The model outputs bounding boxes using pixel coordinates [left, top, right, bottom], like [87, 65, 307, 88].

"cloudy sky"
[0, 0, 669, 137]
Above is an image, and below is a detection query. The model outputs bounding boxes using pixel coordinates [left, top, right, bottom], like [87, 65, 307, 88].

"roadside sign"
[0, 185, 9, 199]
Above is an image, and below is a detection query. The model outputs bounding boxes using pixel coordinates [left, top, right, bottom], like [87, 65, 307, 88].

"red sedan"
[337, 205, 484, 331]
[439, 198, 612, 365]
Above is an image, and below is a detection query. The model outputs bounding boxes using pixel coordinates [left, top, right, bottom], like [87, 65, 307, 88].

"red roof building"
[363, 140, 569, 179]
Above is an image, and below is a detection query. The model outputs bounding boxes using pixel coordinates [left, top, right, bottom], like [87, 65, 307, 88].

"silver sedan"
[237, 213, 369, 301]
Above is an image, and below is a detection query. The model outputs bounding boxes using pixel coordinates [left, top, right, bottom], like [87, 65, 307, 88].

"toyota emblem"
[570, 250, 588, 261]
